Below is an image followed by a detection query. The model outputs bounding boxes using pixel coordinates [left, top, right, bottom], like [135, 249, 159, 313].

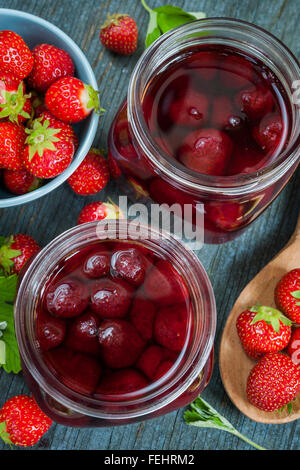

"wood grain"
[0, 0, 299, 451]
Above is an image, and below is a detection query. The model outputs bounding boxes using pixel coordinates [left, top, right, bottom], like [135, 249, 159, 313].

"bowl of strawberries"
[0, 8, 101, 208]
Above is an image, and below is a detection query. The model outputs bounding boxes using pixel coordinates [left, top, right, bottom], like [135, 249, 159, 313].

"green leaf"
[184, 396, 266, 450]
[0, 274, 21, 374]
[249, 304, 292, 333]
[0, 421, 13, 447]
[141, 0, 206, 47]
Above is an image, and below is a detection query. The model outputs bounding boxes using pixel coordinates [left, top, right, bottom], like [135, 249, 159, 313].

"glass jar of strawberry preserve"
[108, 18, 300, 244]
[14, 220, 216, 427]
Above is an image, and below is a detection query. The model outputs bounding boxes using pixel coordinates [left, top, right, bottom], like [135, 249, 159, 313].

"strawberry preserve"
[14, 221, 216, 427]
[108, 19, 300, 244]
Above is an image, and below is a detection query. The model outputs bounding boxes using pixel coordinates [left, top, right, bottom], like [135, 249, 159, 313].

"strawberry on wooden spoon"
[275, 268, 300, 323]
[45, 76, 104, 124]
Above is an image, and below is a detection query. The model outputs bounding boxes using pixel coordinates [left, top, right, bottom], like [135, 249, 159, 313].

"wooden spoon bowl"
[219, 215, 300, 423]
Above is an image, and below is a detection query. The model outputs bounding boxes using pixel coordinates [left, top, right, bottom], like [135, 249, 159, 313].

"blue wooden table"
[0, 0, 299, 451]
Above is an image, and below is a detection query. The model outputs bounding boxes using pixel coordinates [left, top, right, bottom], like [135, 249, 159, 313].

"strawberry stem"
[0, 236, 22, 276]
[25, 119, 61, 161]
[249, 304, 292, 333]
[0, 82, 31, 124]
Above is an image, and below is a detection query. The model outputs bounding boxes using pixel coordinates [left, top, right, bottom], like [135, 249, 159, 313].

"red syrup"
[108, 45, 292, 244]
[35, 241, 192, 398]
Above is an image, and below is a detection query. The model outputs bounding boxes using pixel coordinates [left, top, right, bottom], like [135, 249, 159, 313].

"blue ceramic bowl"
[0, 9, 99, 208]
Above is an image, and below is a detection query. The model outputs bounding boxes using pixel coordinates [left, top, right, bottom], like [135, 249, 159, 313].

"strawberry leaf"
[0, 422, 13, 447]
[184, 396, 266, 450]
[141, 0, 206, 47]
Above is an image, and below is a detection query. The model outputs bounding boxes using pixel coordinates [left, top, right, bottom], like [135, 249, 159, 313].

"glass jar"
[108, 18, 300, 244]
[14, 220, 216, 427]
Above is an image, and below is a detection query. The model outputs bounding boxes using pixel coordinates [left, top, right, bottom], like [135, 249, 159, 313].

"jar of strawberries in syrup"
[14, 221, 216, 427]
[108, 18, 300, 244]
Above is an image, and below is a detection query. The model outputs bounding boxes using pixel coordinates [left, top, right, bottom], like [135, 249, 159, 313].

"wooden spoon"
[219, 214, 300, 423]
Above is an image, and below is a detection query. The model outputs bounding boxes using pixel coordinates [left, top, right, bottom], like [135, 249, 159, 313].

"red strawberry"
[144, 259, 189, 307]
[36, 309, 67, 351]
[220, 54, 254, 89]
[0, 122, 26, 170]
[95, 369, 147, 396]
[27, 43, 75, 93]
[65, 311, 101, 356]
[129, 297, 156, 342]
[90, 277, 134, 319]
[3, 168, 41, 195]
[0, 395, 52, 447]
[246, 352, 300, 412]
[0, 75, 31, 124]
[275, 269, 300, 323]
[236, 305, 292, 359]
[98, 319, 145, 368]
[169, 90, 209, 128]
[67, 148, 110, 195]
[186, 50, 218, 81]
[108, 151, 122, 179]
[100, 14, 138, 56]
[36, 109, 79, 149]
[82, 247, 111, 279]
[77, 201, 123, 225]
[235, 86, 274, 121]
[45, 346, 102, 396]
[45, 277, 89, 319]
[287, 328, 300, 365]
[0, 31, 34, 80]
[22, 117, 75, 178]
[136, 345, 165, 379]
[45, 76, 104, 124]
[111, 247, 146, 286]
[252, 114, 283, 152]
[178, 128, 233, 176]
[154, 360, 175, 380]
[0, 234, 39, 275]
[154, 303, 188, 352]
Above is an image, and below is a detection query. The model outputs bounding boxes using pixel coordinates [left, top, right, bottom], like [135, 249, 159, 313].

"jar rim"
[15, 220, 216, 420]
[127, 17, 300, 195]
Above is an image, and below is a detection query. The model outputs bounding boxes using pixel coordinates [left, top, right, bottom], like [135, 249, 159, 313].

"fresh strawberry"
[236, 305, 292, 359]
[36, 109, 79, 149]
[45, 347, 102, 395]
[169, 90, 209, 128]
[100, 14, 138, 56]
[0, 395, 52, 447]
[178, 128, 233, 176]
[67, 148, 110, 195]
[27, 43, 75, 93]
[252, 113, 283, 152]
[154, 303, 188, 352]
[3, 168, 41, 195]
[0, 234, 39, 275]
[0, 122, 26, 170]
[275, 269, 300, 323]
[36, 309, 66, 351]
[287, 328, 300, 365]
[98, 319, 145, 368]
[90, 277, 134, 319]
[95, 368, 147, 395]
[77, 201, 123, 225]
[111, 247, 146, 286]
[22, 117, 75, 178]
[129, 297, 156, 342]
[144, 259, 189, 307]
[246, 352, 300, 412]
[0, 74, 31, 124]
[0, 31, 34, 80]
[235, 86, 274, 121]
[45, 76, 104, 124]
[45, 277, 89, 318]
